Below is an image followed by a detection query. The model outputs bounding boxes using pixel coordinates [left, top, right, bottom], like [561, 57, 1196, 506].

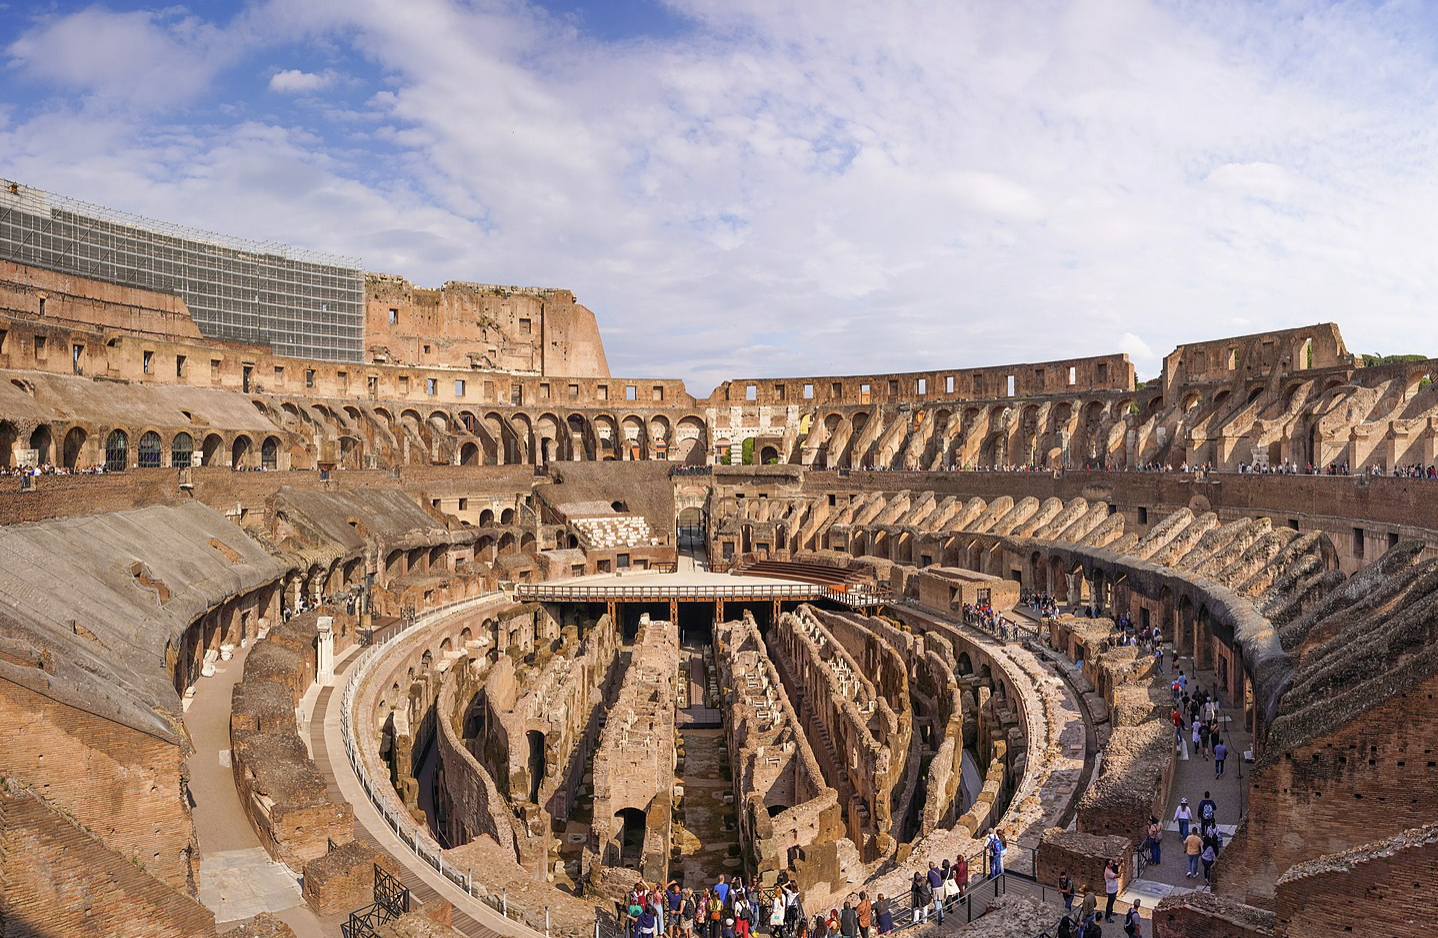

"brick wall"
[1152, 891, 1275, 938]
[1035, 828, 1131, 900]
[0, 786, 217, 938]
[1273, 826, 1438, 937]
[1216, 672, 1438, 904]
[0, 676, 194, 893]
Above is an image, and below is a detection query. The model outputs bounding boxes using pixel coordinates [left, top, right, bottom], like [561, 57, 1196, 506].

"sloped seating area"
[733, 559, 871, 589]
[570, 514, 656, 549]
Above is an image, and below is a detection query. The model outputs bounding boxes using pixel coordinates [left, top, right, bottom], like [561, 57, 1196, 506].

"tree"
[741, 438, 755, 465]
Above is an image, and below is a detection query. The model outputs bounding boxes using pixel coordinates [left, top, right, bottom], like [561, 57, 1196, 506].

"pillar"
[316, 616, 335, 685]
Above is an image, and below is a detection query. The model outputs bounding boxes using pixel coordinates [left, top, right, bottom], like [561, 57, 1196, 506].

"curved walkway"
[183, 642, 326, 937]
[310, 632, 543, 938]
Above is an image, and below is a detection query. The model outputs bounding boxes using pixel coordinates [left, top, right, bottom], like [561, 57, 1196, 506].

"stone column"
[316, 615, 335, 685]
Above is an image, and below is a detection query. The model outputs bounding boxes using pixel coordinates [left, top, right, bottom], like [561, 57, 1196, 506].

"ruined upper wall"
[365, 275, 610, 378]
[706, 354, 1135, 407]
[1162, 323, 1356, 396]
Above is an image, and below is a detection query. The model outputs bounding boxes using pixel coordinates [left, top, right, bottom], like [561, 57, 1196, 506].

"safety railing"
[515, 582, 827, 602]
[339, 593, 552, 938]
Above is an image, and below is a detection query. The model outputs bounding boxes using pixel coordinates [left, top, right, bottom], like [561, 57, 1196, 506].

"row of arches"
[0, 421, 287, 472]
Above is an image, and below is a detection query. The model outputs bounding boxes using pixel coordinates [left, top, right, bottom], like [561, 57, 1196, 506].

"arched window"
[137, 431, 162, 468]
[261, 436, 279, 470]
[104, 429, 129, 472]
[172, 432, 194, 469]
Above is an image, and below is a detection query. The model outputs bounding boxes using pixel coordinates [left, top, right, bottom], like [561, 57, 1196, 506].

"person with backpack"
[1123, 900, 1141, 937]
[1198, 791, 1217, 830]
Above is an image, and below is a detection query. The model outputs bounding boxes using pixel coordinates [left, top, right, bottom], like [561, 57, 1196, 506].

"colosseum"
[0, 177, 1434, 938]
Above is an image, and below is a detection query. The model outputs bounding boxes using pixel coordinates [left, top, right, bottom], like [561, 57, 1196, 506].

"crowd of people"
[619, 841, 1024, 938]
[0, 462, 110, 476]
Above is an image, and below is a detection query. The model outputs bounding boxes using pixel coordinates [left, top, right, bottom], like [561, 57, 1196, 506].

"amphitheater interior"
[1, 178, 1437, 938]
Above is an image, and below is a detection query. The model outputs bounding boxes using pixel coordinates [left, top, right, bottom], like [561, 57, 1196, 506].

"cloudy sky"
[4, 0, 1437, 394]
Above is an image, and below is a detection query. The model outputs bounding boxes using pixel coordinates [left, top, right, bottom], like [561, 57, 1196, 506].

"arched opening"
[479, 509, 495, 526]
[759, 445, 779, 465]
[0, 421, 16, 468]
[500, 508, 515, 525]
[137, 430, 162, 468]
[201, 433, 223, 467]
[104, 429, 128, 472]
[171, 432, 194, 469]
[615, 807, 646, 867]
[261, 436, 280, 470]
[62, 427, 87, 470]
[28, 425, 52, 465]
[232, 435, 253, 469]
[526, 730, 546, 803]
[459, 442, 479, 466]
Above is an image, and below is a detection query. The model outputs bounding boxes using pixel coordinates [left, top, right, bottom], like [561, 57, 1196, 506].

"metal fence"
[339, 593, 552, 938]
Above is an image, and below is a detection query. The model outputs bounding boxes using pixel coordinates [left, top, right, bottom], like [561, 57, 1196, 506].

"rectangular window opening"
[143, 350, 153, 375]
[917, 378, 927, 395]
[803, 383, 814, 399]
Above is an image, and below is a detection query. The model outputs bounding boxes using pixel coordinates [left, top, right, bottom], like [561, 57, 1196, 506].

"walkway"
[308, 651, 535, 938]
[182, 642, 327, 937]
[1126, 654, 1253, 904]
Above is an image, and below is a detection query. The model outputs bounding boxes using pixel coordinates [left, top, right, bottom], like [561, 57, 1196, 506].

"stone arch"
[171, 432, 194, 469]
[137, 430, 163, 469]
[62, 426, 87, 470]
[261, 435, 280, 470]
[201, 433, 224, 467]
[232, 434, 253, 469]
[459, 441, 479, 466]
[104, 429, 128, 472]
[0, 421, 17, 469]
[28, 424, 52, 465]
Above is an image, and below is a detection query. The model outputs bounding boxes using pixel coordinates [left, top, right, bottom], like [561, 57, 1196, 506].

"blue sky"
[4, 0, 1438, 394]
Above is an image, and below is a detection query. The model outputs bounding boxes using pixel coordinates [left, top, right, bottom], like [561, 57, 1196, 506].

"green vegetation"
[1361, 353, 1428, 367]
[741, 438, 755, 465]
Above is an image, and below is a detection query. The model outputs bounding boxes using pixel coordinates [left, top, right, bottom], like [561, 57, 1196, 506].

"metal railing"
[339, 593, 552, 938]
[515, 582, 827, 602]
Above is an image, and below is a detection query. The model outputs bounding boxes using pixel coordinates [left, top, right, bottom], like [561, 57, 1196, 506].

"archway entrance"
[526, 730, 546, 803]
[615, 807, 646, 867]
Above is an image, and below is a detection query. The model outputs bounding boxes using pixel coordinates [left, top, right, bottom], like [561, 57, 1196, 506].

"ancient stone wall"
[0, 673, 196, 894]
[0, 785, 218, 938]
[715, 614, 844, 893]
[229, 612, 355, 869]
[586, 618, 679, 889]
[1271, 824, 1438, 938]
[434, 650, 522, 859]
[1152, 892, 1275, 938]
[1217, 671, 1438, 905]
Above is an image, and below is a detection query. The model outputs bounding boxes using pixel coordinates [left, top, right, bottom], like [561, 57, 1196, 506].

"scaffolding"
[0, 180, 364, 362]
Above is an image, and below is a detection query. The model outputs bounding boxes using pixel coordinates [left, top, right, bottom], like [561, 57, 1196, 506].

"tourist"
[1145, 815, 1162, 865]
[1200, 837, 1218, 885]
[1191, 717, 1202, 758]
[769, 889, 786, 938]
[1199, 719, 1212, 760]
[715, 875, 731, 908]
[1057, 914, 1076, 938]
[682, 889, 699, 938]
[1103, 859, 1120, 922]
[954, 853, 968, 889]
[1057, 869, 1074, 912]
[838, 900, 858, 938]
[638, 904, 658, 938]
[987, 827, 1006, 877]
[926, 861, 945, 923]
[1123, 899, 1142, 937]
[855, 891, 872, 938]
[909, 871, 930, 924]
[708, 890, 725, 938]
[1079, 885, 1096, 924]
[1184, 828, 1203, 878]
[1214, 740, 1228, 777]
[1198, 791, 1217, 831]
[1173, 798, 1192, 838]
[875, 893, 893, 935]
[942, 865, 962, 910]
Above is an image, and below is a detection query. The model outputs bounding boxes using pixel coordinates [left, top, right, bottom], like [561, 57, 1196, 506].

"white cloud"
[6, 0, 1438, 391]
[5, 7, 234, 109]
[269, 69, 336, 94]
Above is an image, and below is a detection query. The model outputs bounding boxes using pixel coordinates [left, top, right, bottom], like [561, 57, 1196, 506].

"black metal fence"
[341, 864, 411, 938]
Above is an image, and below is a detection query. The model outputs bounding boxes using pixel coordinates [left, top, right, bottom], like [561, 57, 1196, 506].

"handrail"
[340, 593, 552, 938]
[514, 583, 826, 601]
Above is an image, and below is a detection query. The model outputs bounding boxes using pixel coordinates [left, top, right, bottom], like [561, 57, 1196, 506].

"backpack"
[1125, 909, 1139, 936]
[1201, 801, 1215, 821]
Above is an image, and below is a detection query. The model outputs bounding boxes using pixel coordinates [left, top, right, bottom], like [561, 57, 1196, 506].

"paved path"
[1129, 654, 1252, 901]
[309, 651, 533, 938]
[182, 643, 327, 936]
